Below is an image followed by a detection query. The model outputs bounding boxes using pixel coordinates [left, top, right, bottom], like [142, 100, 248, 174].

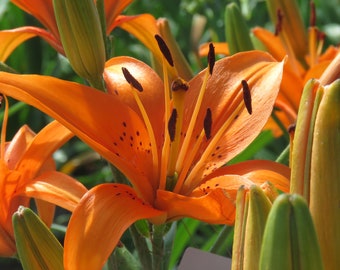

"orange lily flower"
[0, 50, 289, 268]
[0, 99, 87, 256]
[252, 1, 339, 132]
[1, 0, 160, 61]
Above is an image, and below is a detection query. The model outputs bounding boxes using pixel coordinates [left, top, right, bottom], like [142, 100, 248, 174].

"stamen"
[208, 43, 215, 75]
[168, 109, 177, 142]
[204, 108, 212, 140]
[121, 67, 159, 179]
[275, 9, 283, 36]
[288, 124, 296, 134]
[155, 34, 174, 67]
[122, 67, 143, 92]
[241, 80, 252, 114]
[310, 1, 316, 27]
[179, 88, 252, 194]
[0, 94, 9, 159]
[317, 31, 325, 57]
[175, 68, 210, 175]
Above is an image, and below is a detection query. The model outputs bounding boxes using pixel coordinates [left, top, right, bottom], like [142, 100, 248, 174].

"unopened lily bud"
[309, 79, 340, 270]
[225, 3, 254, 55]
[259, 194, 323, 270]
[53, 0, 105, 88]
[12, 206, 63, 270]
[290, 79, 323, 198]
[232, 185, 272, 270]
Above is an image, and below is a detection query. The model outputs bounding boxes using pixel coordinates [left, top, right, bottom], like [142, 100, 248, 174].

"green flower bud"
[225, 3, 254, 55]
[309, 79, 340, 270]
[260, 194, 323, 270]
[12, 206, 63, 270]
[232, 185, 272, 270]
[53, 0, 105, 89]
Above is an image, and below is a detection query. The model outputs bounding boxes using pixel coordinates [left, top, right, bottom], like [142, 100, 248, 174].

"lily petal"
[0, 221, 16, 256]
[116, 14, 165, 65]
[182, 51, 285, 191]
[4, 125, 35, 170]
[18, 171, 87, 212]
[11, 0, 60, 40]
[204, 160, 290, 193]
[64, 183, 165, 270]
[156, 178, 241, 224]
[0, 73, 156, 201]
[104, 0, 133, 34]
[199, 42, 229, 57]
[0, 26, 64, 61]
[15, 121, 73, 182]
[104, 56, 165, 147]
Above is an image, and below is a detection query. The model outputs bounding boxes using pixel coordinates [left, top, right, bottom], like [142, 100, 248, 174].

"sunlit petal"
[182, 51, 285, 189]
[0, 27, 64, 59]
[4, 125, 35, 170]
[199, 42, 229, 57]
[116, 14, 163, 63]
[104, 0, 133, 34]
[11, 0, 60, 40]
[64, 183, 165, 270]
[156, 182, 238, 224]
[204, 160, 290, 193]
[18, 171, 87, 212]
[15, 121, 73, 182]
[34, 199, 55, 227]
[0, 74, 156, 202]
[104, 56, 165, 146]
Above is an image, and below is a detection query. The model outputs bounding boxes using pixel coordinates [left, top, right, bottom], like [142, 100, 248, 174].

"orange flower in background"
[0, 48, 289, 268]
[253, 0, 339, 132]
[1, 0, 160, 61]
[0, 99, 87, 256]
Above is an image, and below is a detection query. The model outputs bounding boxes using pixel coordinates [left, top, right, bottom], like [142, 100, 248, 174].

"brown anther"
[288, 123, 296, 134]
[318, 30, 326, 42]
[204, 108, 212, 140]
[171, 77, 189, 91]
[310, 1, 316, 27]
[168, 109, 177, 142]
[208, 43, 215, 75]
[241, 80, 252, 115]
[0, 94, 3, 108]
[155, 34, 174, 67]
[275, 9, 283, 36]
[122, 67, 143, 92]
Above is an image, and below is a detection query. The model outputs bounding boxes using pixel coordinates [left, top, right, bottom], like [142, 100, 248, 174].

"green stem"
[96, 0, 111, 59]
[276, 143, 290, 165]
[106, 244, 142, 270]
[209, 225, 234, 256]
[151, 224, 166, 270]
[129, 224, 153, 270]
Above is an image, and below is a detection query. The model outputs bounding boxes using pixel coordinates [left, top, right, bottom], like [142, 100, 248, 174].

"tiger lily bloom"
[0, 47, 289, 268]
[0, 97, 87, 257]
[198, 0, 339, 135]
[252, 0, 340, 132]
[1, 0, 162, 62]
